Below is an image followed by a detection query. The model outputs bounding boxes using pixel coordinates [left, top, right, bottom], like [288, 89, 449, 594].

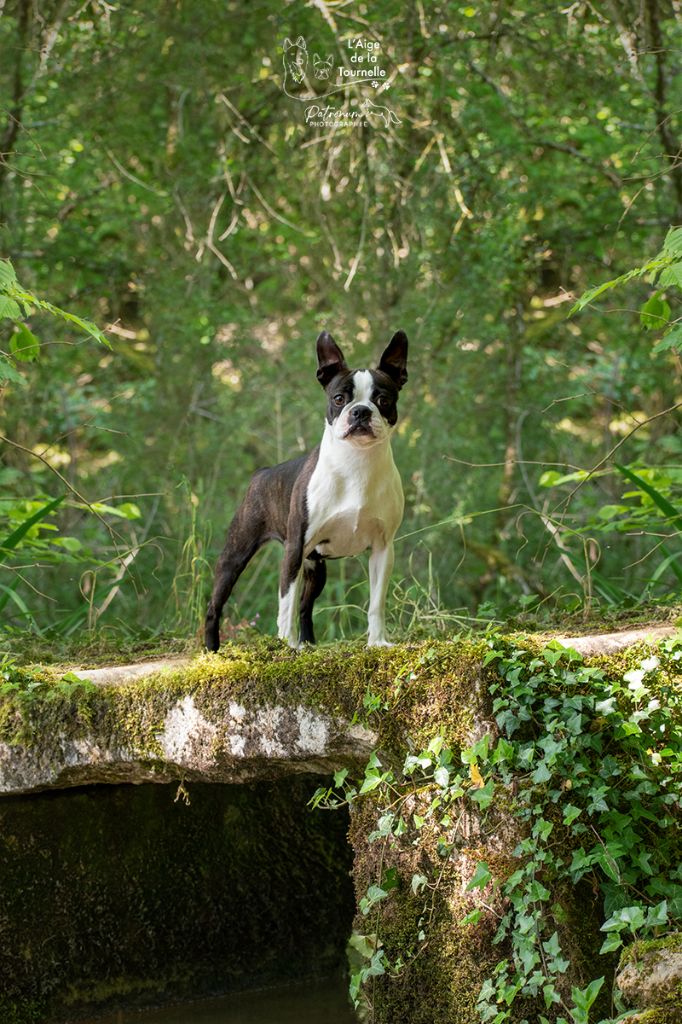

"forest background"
[2, 0, 682, 647]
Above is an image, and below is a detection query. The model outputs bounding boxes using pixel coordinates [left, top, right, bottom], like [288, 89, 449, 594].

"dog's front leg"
[367, 541, 395, 647]
[278, 534, 304, 649]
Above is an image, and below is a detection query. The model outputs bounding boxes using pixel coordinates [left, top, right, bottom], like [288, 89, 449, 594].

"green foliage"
[316, 634, 682, 1021]
[0, 258, 109, 386]
[0, 653, 96, 724]
[2, 1, 682, 633]
[572, 225, 682, 355]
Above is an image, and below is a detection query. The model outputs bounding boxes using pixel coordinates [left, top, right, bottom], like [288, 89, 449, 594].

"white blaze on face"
[352, 369, 374, 405]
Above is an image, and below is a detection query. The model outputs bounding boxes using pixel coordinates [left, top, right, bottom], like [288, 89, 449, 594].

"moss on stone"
[0, 637, 488, 765]
[629, 1008, 682, 1024]
[1, 628, 680, 1023]
[620, 933, 682, 968]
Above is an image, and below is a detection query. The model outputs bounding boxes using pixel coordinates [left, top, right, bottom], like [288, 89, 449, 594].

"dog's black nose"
[351, 405, 372, 422]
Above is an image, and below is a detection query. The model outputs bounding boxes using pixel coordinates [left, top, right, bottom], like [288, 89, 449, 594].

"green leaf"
[645, 900, 668, 928]
[653, 323, 682, 353]
[570, 257, 670, 315]
[359, 884, 388, 915]
[563, 804, 582, 826]
[615, 464, 682, 531]
[10, 323, 40, 363]
[470, 778, 495, 809]
[461, 908, 482, 926]
[663, 225, 682, 257]
[466, 860, 492, 891]
[0, 296, 21, 320]
[0, 495, 65, 563]
[640, 292, 671, 330]
[347, 931, 376, 960]
[0, 354, 26, 386]
[657, 261, 682, 289]
[539, 469, 590, 488]
[599, 932, 623, 954]
[358, 772, 385, 795]
[0, 259, 17, 289]
[570, 976, 604, 1014]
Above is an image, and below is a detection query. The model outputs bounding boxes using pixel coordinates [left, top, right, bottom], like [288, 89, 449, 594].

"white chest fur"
[305, 426, 404, 558]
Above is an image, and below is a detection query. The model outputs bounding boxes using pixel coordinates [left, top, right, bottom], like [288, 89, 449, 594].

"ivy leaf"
[570, 976, 604, 1017]
[645, 900, 668, 928]
[531, 761, 552, 784]
[470, 778, 495, 809]
[563, 804, 582, 826]
[599, 932, 623, 954]
[411, 873, 428, 894]
[461, 908, 482, 926]
[466, 860, 492, 891]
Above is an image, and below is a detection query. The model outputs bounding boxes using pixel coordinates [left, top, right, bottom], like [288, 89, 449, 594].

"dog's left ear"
[317, 331, 348, 387]
[378, 330, 408, 389]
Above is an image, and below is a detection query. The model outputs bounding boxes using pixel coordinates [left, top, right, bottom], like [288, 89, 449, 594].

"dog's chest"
[304, 454, 403, 558]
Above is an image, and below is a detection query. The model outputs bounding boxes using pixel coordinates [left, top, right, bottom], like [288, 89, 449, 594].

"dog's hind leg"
[299, 554, 327, 645]
[277, 526, 307, 648]
[204, 509, 265, 652]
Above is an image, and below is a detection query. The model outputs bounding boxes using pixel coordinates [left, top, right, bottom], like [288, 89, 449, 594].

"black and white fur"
[204, 330, 408, 652]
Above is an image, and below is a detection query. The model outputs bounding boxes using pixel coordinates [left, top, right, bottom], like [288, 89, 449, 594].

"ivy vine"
[313, 634, 682, 1023]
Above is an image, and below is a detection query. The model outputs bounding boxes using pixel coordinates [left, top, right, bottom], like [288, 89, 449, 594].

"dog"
[205, 330, 408, 652]
[283, 36, 308, 86]
[313, 54, 334, 80]
[361, 99, 401, 128]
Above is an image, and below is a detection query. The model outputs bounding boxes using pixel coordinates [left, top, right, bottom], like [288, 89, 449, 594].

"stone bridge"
[0, 627, 677, 1024]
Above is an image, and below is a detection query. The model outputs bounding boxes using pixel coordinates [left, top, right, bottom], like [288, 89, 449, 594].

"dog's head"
[313, 54, 333, 79]
[316, 330, 408, 446]
[283, 37, 308, 82]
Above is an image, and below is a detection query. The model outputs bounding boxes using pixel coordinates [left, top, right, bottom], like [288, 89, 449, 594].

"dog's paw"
[368, 638, 394, 648]
[278, 632, 303, 651]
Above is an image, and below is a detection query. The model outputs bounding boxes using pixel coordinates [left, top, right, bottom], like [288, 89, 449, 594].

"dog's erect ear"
[283, 37, 293, 49]
[378, 330, 408, 389]
[296, 35, 306, 48]
[317, 331, 347, 387]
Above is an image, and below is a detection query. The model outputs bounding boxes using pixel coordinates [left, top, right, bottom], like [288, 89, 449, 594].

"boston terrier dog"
[204, 329, 408, 652]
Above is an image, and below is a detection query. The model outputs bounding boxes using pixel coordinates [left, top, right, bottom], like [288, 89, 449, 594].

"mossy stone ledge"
[0, 626, 679, 1023]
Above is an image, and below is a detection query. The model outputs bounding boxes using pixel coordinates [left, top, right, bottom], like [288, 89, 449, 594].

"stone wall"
[0, 627, 679, 1024]
[0, 778, 355, 1023]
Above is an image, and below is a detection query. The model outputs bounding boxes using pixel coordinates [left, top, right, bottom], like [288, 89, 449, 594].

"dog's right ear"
[316, 331, 347, 387]
[283, 37, 293, 49]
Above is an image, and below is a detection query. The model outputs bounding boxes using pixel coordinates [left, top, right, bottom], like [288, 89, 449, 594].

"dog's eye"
[376, 395, 391, 411]
[333, 394, 345, 407]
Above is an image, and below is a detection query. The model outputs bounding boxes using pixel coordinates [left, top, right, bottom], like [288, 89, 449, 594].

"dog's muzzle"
[343, 405, 374, 438]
